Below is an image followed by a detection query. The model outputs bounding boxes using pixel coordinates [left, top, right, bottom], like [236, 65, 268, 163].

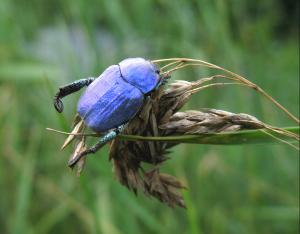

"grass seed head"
[57, 75, 298, 208]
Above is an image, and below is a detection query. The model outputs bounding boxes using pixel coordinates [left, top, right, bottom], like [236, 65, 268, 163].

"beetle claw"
[54, 97, 64, 113]
[68, 151, 86, 168]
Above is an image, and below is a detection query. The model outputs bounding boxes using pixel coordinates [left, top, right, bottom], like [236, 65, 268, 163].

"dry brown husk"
[63, 78, 285, 208]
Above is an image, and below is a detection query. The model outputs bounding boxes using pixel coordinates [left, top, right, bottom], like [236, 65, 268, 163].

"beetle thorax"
[118, 58, 160, 94]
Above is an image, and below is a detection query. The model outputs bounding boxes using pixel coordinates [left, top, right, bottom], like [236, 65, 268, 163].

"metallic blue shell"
[119, 58, 160, 94]
[77, 58, 157, 132]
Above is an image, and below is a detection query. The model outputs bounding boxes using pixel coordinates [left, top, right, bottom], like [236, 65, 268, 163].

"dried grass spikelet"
[108, 85, 188, 208]
[106, 78, 287, 208]
[49, 59, 299, 208]
[53, 77, 298, 208]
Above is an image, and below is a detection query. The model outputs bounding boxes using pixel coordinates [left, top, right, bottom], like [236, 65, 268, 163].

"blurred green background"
[0, 0, 299, 233]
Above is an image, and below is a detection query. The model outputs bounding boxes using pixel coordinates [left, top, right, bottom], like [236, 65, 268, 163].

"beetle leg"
[68, 124, 127, 168]
[54, 77, 95, 113]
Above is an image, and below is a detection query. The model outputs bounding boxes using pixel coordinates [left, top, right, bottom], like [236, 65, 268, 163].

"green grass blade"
[0, 63, 61, 82]
[119, 127, 299, 145]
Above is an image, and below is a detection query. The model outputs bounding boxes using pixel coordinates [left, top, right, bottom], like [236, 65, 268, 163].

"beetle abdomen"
[77, 65, 144, 132]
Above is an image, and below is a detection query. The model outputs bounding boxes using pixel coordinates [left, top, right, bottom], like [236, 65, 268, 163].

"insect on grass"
[48, 57, 299, 207]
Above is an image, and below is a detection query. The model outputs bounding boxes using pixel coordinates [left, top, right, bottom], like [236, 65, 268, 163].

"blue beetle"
[54, 58, 167, 167]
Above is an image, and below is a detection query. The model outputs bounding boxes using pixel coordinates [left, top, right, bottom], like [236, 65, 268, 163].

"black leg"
[68, 124, 127, 168]
[54, 77, 95, 113]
